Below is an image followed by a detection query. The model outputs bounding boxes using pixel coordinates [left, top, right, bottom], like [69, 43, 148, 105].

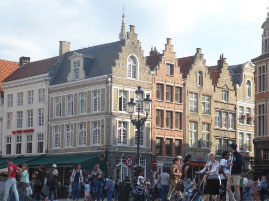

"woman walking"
[20, 163, 31, 201]
[196, 152, 220, 201]
[30, 165, 48, 201]
[70, 163, 84, 201]
[91, 164, 103, 201]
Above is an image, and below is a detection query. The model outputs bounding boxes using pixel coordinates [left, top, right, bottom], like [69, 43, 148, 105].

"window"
[38, 88, 45, 103]
[222, 139, 229, 151]
[16, 136, 22, 154]
[258, 66, 265, 92]
[53, 125, 61, 148]
[92, 120, 101, 145]
[166, 139, 172, 156]
[222, 112, 228, 128]
[229, 113, 235, 129]
[197, 71, 203, 86]
[175, 139, 182, 156]
[54, 97, 61, 117]
[202, 123, 210, 148]
[166, 63, 174, 76]
[27, 110, 33, 128]
[239, 133, 244, 152]
[239, 106, 244, 124]
[166, 111, 173, 129]
[118, 121, 128, 145]
[119, 90, 128, 112]
[215, 111, 221, 127]
[189, 93, 198, 112]
[93, 90, 101, 112]
[175, 112, 182, 130]
[27, 90, 34, 104]
[17, 92, 23, 106]
[65, 124, 73, 147]
[7, 94, 13, 107]
[135, 128, 143, 146]
[246, 134, 251, 152]
[156, 110, 164, 127]
[202, 96, 210, 114]
[16, 111, 23, 128]
[78, 122, 87, 146]
[66, 94, 74, 116]
[73, 61, 80, 80]
[6, 136, 11, 155]
[6, 112, 12, 129]
[222, 90, 228, 102]
[215, 138, 222, 156]
[156, 84, 164, 101]
[128, 56, 137, 79]
[258, 104, 265, 136]
[166, 85, 173, 102]
[246, 80, 252, 98]
[189, 121, 197, 147]
[38, 108, 44, 127]
[156, 138, 163, 156]
[26, 135, 32, 154]
[175, 87, 182, 103]
[246, 107, 252, 125]
[79, 92, 86, 114]
[37, 133, 44, 153]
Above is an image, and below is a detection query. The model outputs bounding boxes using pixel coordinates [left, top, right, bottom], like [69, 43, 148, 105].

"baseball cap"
[52, 164, 57, 168]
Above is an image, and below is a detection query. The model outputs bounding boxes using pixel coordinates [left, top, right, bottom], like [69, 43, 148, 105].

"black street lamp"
[127, 86, 151, 168]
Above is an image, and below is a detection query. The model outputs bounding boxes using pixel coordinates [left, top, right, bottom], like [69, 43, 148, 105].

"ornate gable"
[67, 52, 85, 82]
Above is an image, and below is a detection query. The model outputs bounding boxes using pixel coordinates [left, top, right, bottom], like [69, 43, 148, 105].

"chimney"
[59, 41, 70, 56]
[167, 38, 172, 45]
[19, 56, 30, 67]
[130, 25, 135, 33]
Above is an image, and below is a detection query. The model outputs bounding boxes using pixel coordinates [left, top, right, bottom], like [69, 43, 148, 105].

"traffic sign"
[125, 156, 134, 167]
[153, 160, 157, 167]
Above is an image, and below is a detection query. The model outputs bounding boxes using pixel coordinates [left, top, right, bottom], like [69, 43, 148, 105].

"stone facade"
[147, 38, 184, 172]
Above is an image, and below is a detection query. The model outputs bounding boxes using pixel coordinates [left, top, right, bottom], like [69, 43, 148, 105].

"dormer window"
[127, 56, 137, 79]
[197, 71, 203, 86]
[73, 61, 80, 80]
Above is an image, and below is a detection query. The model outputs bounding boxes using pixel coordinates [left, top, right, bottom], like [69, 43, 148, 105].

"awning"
[0, 156, 40, 169]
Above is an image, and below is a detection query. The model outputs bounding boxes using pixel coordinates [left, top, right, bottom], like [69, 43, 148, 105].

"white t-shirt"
[137, 176, 145, 186]
[220, 159, 230, 180]
[243, 177, 249, 186]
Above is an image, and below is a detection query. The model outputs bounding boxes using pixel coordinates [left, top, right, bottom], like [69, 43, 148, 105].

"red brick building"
[147, 38, 184, 172]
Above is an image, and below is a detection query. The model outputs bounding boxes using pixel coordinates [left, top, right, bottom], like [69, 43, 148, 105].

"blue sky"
[0, 0, 267, 65]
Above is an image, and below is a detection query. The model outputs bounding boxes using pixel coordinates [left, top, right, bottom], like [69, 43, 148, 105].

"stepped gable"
[146, 48, 163, 71]
[0, 59, 19, 90]
[52, 40, 125, 85]
[208, 65, 221, 85]
[228, 63, 246, 86]
[177, 56, 195, 78]
[4, 56, 59, 82]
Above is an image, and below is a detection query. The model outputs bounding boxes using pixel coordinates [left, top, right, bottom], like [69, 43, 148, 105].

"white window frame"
[27, 110, 33, 128]
[119, 90, 128, 112]
[189, 121, 197, 147]
[26, 135, 33, 154]
[166, 63, 174, 76]
[7, 94, 13, 107]
[92, 120, 101, 145]
[16, 135, 22, 155]
[239, 106, 245, 124]
[246, 80, 252, 98]
[189, 93, 198, 112]
[157, 84, 164, 101]
[38, 88, 45, 103]
[197, 71, 203, 86]
[6, 112, 12, 129]
[53, 125, 61, 148]
[222, 90, 228, 102]
[16, 111, 23, 129]
[37, 133, 44, 153]
[222, 112, 228, 129]
[246, 133, 251, 152]
[73, 60, 80, 80]
[65, 124, 73, 147]
[135, 127, 144, 146]
[27, 90, 34, 105]
[6, 136, 12, 155]
[202, 123, 210, 148]
[92, 89, 101, 112]
[127, 55, 138, 79]
[79, 92, 87, 114]
[78, 122, 87, 146]
[37, 108, 44, 127]
[215, 110, 221, 128]
[228, 113, 235, 129]
[66, 94, 74, 116]
[54, 96, 62, 117]
[202, 95, 210, 114]
[118, 121, 128, 145]
[17, 92, 23, 106]
[239, 132, 244, 152]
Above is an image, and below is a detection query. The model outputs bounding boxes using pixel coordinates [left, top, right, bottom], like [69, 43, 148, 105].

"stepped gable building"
[208, 55, 236, 159]
[47, 16, 152, 182]
[147, 38, 183, 173]
[0, 59, 19, 155]
[1, 56, 59, 158]
[178, 48, 214, 169]
[252, 10, 269, 177]
[229, 62, 255, 171]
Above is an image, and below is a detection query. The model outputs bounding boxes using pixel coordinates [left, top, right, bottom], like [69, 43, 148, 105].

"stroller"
[182, 175, 204, 201]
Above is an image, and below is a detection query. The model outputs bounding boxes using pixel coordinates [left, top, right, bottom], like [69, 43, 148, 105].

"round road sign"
[125, 156, 134, 167]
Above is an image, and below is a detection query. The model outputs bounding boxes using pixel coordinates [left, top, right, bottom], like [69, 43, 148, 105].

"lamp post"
[127, 86, 151, 168]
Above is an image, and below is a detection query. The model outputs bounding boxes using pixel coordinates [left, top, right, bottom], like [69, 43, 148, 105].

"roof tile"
[0, 59, 19, 91]
[177, 56, 195, 78]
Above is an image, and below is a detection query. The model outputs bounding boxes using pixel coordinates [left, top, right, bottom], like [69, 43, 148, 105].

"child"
[85, 177, 91, 201]
[67, 181, 72, 200]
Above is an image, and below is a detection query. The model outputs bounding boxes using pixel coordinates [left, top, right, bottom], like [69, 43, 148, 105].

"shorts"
[227, 175, 240, 186]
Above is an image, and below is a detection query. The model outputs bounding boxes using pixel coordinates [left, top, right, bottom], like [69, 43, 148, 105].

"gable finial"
[119, 5, 127, 40]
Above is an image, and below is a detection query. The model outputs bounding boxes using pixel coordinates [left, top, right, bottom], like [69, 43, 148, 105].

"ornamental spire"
[119, 5, 126, 41]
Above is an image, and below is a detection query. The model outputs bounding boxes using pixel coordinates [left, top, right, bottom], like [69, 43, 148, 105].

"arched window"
[246, 80, 252, 98]
[127, 56, 137, 79]
[197, 71, 203, 86]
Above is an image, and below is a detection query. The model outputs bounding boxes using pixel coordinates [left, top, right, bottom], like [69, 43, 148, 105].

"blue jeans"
[243, 187, 253, 201]
[107, 189, 113, 201]
[93, 182, 102, 201]
[72, 181, 81, 200]
[4, 178, 19, 201]
[161, 185, 169, 201]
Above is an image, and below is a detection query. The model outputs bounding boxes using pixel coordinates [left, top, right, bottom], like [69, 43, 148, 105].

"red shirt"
[8, 163, 18, 178]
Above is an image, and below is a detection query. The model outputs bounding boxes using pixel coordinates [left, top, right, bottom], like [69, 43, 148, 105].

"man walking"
[160, 170, 170, 201]
[4, 158, 20, 201]
[227, 143, 242, 201]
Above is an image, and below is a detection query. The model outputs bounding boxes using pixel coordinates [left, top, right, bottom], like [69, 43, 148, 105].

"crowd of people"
[3, 160, 120, 201]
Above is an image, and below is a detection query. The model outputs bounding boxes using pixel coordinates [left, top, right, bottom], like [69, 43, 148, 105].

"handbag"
[176, 181, 184, 192]
[26, 185, 32, 196]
